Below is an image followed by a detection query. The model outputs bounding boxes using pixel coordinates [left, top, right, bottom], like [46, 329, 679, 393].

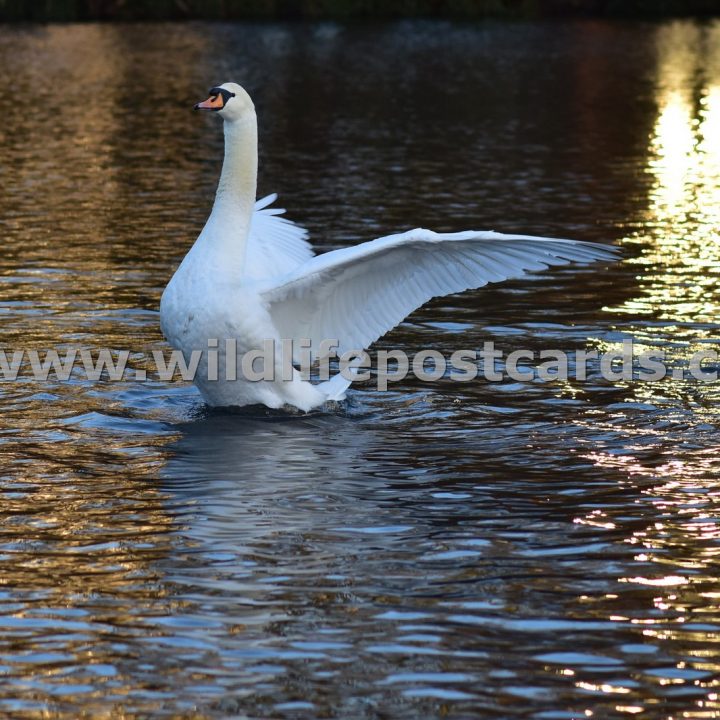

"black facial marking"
[207, 87, 236, 109]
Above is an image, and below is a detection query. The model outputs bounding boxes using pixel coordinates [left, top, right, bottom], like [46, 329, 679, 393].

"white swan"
[160, 82, 618, 412]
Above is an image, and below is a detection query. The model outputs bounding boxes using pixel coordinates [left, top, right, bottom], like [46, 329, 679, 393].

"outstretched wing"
[244, 194, 314, 280]
[259, 228, 620, 359]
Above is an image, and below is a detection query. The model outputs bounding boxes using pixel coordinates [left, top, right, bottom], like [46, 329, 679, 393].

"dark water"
[1, 19, 719, 719]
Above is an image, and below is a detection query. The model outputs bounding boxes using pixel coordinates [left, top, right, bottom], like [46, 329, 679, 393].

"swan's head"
[194, 82, 254, 123]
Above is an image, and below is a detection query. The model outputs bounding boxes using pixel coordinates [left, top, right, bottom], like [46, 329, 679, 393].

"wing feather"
[259, 228, 619, 359]
[244, 194, 314, 280]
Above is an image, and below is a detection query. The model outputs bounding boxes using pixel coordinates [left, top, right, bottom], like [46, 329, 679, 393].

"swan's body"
[160, 82, 618, 411]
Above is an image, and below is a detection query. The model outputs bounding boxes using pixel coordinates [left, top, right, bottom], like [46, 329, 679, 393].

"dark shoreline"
[2, 0, 720, 23]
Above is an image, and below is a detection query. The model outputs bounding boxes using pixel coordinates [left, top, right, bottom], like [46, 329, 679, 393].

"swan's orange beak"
[194, 94, 224, 111]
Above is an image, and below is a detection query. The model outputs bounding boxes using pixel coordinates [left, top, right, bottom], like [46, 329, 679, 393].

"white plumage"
[260, 228, 617, 363]
[160, 82, 619, 412]
[246, 193, 314, 280]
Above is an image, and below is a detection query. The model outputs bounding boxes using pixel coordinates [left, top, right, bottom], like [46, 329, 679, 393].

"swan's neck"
[203, 116, 258, 274]
[213, 116, 258, 218]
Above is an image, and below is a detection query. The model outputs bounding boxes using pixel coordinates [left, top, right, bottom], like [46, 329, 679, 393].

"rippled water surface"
[1, 18, 720, 719]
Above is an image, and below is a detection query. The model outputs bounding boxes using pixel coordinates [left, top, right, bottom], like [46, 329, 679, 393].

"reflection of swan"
[160, 411, 400, 556]
[160, 82, 619, 411]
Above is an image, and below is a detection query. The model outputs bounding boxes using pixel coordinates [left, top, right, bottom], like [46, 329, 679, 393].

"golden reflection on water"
[617, 21, 720, 328]
[0, 24, 209, 717]
[578, 22, 720, 719]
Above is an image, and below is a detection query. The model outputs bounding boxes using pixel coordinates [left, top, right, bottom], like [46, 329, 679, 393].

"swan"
[160, 82, 618, 412]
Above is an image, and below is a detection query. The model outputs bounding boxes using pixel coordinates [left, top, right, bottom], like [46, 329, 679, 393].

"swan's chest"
[160, 263, 266, 352]
[162, 269, 223, 343]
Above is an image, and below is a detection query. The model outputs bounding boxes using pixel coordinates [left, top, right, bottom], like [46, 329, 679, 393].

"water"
[1, 18, 719, 719]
